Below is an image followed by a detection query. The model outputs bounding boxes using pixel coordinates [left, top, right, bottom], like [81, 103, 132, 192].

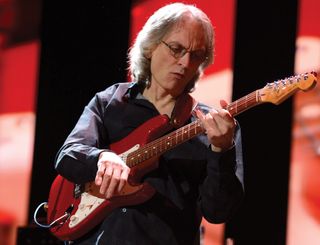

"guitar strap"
[170, 93, 198, 128]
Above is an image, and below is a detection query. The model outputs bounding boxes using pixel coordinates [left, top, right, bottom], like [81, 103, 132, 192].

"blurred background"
[0, 0, 319, 244]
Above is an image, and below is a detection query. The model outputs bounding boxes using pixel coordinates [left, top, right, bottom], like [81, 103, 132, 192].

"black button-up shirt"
[55, 82, 244, 245]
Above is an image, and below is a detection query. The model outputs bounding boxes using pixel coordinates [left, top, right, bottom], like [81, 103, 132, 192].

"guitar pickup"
[74, 184, 84, 198]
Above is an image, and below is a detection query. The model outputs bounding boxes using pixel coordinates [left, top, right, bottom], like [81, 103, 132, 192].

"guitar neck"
[126, 90, 262, 167]
[126, 119, 203, 167]
[227, 90, 262, 116]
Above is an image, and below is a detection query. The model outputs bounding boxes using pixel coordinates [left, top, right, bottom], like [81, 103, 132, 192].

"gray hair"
[128, 2, 215, 93]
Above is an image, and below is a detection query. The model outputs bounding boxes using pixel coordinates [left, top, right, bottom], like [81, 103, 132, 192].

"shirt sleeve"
[54, 88, 114, 184]
[197, 111, 245, 224]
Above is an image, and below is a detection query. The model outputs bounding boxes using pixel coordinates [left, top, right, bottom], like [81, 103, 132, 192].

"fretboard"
[126, 120, 203, 167]
[227, 90, 261, 116]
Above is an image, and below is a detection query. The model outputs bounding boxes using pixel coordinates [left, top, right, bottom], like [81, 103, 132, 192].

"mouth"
[171, 72, 185, 80]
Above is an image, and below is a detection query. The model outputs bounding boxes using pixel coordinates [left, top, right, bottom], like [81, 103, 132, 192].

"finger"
[196, 109, 210, 132]
[95, 162, 106, 186]
[217, 108, 234, 123]
[197, 109, 217, 128]
[205, 110, 220, 127]
[211, 109, 235, 129]
[195, 108, 205, 120]
[106, 167, 121, 199]
[201, 113, 221, 139]
[117, 167, 130, 192]
[209, 116, 234, 138]
[99, 165, 113, 195]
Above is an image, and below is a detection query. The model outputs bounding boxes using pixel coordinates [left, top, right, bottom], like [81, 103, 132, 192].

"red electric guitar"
[45, 72, 317, 240]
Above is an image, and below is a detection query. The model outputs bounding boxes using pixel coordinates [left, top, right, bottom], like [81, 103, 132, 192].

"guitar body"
[47, 115, 171, 240]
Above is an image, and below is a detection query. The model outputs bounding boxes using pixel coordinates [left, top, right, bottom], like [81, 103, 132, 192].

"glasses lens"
[168, 43, 186, 58]
[191, 51, 207, 62]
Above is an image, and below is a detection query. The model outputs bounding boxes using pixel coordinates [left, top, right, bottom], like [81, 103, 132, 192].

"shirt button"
[122, 208, 127, 213]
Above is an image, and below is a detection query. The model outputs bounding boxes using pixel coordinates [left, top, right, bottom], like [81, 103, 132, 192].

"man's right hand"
[95, 151, 130, 199]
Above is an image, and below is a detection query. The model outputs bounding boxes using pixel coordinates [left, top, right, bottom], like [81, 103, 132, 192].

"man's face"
[149, 15, 207, 97]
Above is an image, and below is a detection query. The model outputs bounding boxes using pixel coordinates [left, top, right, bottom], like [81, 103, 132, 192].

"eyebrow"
[167, 41, 206, 52]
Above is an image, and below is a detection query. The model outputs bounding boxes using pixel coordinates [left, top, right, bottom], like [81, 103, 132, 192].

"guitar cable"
[33, 201, 70, 228]
[34, 202, 71, 245]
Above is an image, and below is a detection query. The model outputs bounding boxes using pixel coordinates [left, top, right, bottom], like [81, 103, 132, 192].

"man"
[55, 2, 244, 244]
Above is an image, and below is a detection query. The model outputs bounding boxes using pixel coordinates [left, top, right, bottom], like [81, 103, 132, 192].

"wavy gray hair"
[128, 2, 215, 93]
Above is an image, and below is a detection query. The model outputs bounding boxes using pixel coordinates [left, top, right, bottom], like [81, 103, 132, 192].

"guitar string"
[127, 121, 202, 167]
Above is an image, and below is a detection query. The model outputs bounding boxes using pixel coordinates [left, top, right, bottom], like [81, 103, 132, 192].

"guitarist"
[55, 2, 244, 245]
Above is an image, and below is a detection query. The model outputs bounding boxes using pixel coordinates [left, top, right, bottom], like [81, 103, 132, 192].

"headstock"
[259, 71, 317, 105]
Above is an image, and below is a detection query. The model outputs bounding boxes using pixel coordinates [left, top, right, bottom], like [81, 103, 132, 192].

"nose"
[178, 52, 191, 68]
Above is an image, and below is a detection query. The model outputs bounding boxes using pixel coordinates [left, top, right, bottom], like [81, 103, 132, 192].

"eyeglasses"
[161, 40, 207, 63]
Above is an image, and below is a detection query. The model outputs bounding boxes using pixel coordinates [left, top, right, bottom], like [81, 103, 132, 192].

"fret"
[177, 128, 182, 143]
[175, 130, 179, 143]
[144, 149, 149, 159]
[245, 95, 248, 109]
[166, 136, 171, 149]
[179, 128, 184, 141]
[228, 90, 259, 116]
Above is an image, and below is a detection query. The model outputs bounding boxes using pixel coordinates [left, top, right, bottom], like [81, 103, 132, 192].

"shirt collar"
[125, 82, 146, 99]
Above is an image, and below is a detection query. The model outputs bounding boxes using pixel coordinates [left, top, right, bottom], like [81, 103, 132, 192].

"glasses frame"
[161, 40, 207, 63]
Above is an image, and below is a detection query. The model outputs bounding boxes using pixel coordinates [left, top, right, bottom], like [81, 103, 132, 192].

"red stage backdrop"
[287, 0, 320, 244]
[0, 0, 40, 244]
